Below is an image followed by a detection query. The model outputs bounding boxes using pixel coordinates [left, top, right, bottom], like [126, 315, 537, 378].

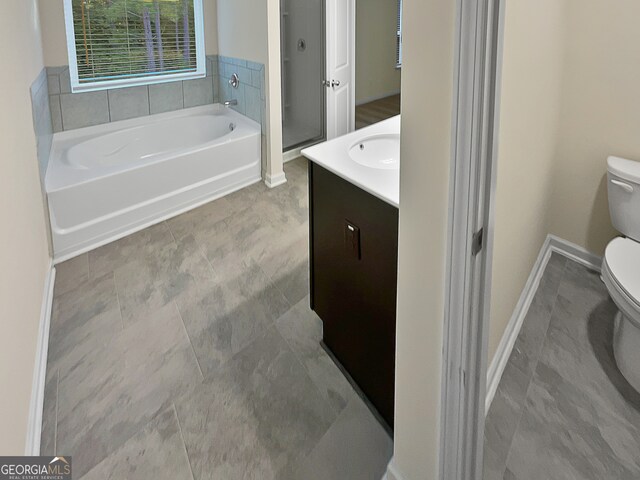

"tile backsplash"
[30, 68, 53, 183]
[217, 56, 266, 134]
[46, 55, 266, 135]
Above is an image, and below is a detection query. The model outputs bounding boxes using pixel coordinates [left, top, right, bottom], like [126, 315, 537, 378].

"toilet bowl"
[603, 156, 640, 393]
[601, 237, 640, 392]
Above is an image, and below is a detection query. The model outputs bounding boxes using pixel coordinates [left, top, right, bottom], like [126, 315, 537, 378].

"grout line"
[195, 231, 212, 268]
[195, 222, 223, 275]
[173, 402, 197, 480]
[106, 89, 112, 123]
[53, 369, 59, 455]
[260, 262, 293, 310]
[173, 301, 204, 380]
[272, 312, 340, 414]
[113, 273, 125, 331]
[164, 220, 178, 245]
[54, 73, 61, 96]
[495, 257, 569, 477]
[85, 253, 90, 281]
[201, 252, 215, 276]
[57, 96, 65, 132]
[87, 253, 94, 280]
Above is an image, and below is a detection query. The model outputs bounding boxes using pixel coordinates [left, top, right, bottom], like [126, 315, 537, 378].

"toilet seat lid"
[605, 237, 640, 304]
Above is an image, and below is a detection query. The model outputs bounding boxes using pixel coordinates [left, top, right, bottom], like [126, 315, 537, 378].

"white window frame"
[62, 0, 207, 93]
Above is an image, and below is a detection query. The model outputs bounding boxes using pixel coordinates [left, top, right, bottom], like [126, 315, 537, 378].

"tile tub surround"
[46, 55, 267, 135]
[41, 159, 393, 479]
[216, 55, 267, 172]
[47, 55, 221, 132]
[217, 56, 267, 133]
[483, 254, 640, 479]
[30, 68, 54, 182]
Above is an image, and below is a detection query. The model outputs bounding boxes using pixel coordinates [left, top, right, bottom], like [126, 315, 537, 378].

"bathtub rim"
[46, 104, 261, 193]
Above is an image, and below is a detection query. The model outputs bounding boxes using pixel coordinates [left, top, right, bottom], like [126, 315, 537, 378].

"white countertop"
[301, 116, 400, 208]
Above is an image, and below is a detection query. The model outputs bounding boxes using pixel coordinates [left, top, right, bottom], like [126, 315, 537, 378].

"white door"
[325, 0, 355, 140]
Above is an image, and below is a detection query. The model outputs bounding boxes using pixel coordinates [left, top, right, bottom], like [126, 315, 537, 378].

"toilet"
[602, 156, 640, 393]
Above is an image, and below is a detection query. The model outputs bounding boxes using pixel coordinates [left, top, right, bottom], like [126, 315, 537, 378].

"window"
[63, 0, 206, 93]
[396, 0, 403, 68]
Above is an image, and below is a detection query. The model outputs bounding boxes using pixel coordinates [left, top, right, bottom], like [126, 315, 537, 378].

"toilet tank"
[608, 156, 640, 242]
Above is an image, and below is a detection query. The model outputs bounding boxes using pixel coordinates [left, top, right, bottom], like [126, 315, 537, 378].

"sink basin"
[301, 115, 400, 206]
[349, 134, 400, 170]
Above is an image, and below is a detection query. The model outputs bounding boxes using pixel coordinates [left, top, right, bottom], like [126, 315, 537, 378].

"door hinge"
[471, 227, 484, 256]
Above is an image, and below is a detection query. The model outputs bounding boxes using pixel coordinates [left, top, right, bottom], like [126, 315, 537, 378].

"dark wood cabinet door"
[309, 163, 398, 428]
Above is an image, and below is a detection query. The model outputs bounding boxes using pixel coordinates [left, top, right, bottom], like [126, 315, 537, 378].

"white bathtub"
[46, 104, 261, 261]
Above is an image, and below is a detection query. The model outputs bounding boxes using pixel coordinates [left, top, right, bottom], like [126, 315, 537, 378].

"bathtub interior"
[66, 115, 238, 170]
[47, 105, 260, 192]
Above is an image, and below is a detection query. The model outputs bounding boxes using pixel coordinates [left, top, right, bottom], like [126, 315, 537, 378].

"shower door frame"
[280, 0, 328, 153]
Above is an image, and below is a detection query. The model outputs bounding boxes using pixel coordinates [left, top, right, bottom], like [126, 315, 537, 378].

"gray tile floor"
[484, 253, 640, 480]
[41, 158, 393, 479]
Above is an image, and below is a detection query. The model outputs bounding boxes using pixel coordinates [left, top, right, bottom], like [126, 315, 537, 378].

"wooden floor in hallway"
[355, 94, 401, 130]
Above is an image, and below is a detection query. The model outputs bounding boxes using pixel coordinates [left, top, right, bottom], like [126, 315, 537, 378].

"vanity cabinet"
[309, 162, 398, 429]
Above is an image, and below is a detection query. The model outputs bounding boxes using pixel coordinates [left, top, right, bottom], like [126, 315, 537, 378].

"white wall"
[388, 0, 455, 477]
[38, 0, 220, 66]
[203, 0, 219, 54]
[355, 0, 401, 104]
[217, 0, 284, 185]
[549, 0, 640, 255]
[216, 0, 266, 64]
[488, 0, 567, 363]
[0, 0, 50, 455]
[38, 0, 67, 66]
[489, 0, 640, 367]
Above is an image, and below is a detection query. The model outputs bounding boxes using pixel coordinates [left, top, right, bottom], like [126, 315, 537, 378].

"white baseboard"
[24, 261, 56, 455]
[356, 90, 401, 106]
[485, 234, 603, 414]
[548, 234, 602, 272]
[264, 171, 287, 188]
[383, 459, 406, 480]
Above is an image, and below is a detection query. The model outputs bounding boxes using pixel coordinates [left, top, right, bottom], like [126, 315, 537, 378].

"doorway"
[281, 0, 402, 152]
[354, 0, 402, 130]
[280, 0, 325, 151]
[279, 0, 354, 151]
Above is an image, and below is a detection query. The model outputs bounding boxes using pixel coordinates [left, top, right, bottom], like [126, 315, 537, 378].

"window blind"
[396, 0, 403, 67]
[66, 0, 204, 90]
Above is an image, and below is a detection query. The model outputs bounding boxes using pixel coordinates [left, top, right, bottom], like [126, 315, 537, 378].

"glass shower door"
[281, 0, 325, 151]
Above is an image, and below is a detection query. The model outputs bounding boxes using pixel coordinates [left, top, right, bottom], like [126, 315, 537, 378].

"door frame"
[439, 0, 504, 477]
